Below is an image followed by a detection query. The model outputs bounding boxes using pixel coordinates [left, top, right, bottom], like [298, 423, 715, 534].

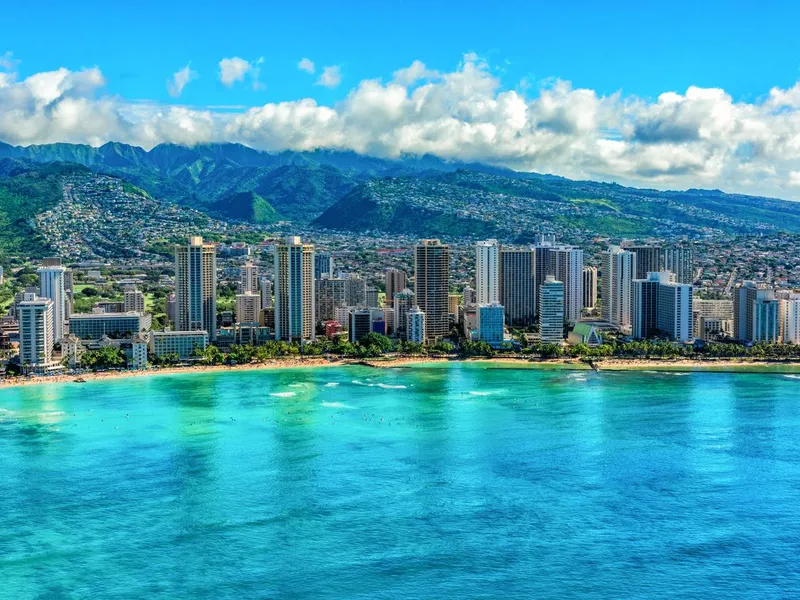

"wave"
[269, 391, 297, 398]
[351, 380, 370, 386]
[783, 374, 800, 380]
[468, 391, 493, 396]
[376, 383, 407, 389]
[321, 401, 352, 409]
[288, 383, 305, 388]
[324, 382, 340, 387]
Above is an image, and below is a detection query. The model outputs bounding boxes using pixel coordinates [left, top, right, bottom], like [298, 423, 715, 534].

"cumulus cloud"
[4, 54, 800, 199]
[219, 56, 264, 89]
[298, 58, 315, 74]
[166, 64, 197, 98]
[315, 65, 341, 88]
[0, 51, 18, 72]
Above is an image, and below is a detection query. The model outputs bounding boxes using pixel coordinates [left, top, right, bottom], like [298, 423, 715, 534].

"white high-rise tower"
[475, 240, 500, 305]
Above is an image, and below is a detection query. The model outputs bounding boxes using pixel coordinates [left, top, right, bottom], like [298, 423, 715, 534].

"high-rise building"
[664, 247, 695, 285]
[236, 292, 261, 324]
[539, 276, 565, 344]
[475, 240, 500, 305]
[37, 258, 66, 342]
[123, 287, 145, 313]
[583, 266, 598, 310]
[260, 276, 273, 309]
[385, 268, 408, 304]
[64, 269, 73, 293]
[166, 293, 176, 325]
[393, 288, 415, 339]
[632, 272, 693, 342]
[601, 246, 637, 333]
[550, 246, 584, 324]
[753, 294, 780, 343]
[239, 261, 259, 293]
[17, 293, 54, 371]
[407, 306, 426, 344]
[781, 292, 800, 344]
[658, 281, 694, 343]
[477, 303, 505, 346]
[315, 276, 367, 322]
[314, 252, 334, 279]
[175, 236, 217, 341]
[414, 239, 450, 342]
[274, 236, 315, 341]
[632, 272, 666, 339]
[625, 246, 663, 280]
[533, 242, 554, 311]
[734, 282, 759, 342]
[499, 247, 536, 326]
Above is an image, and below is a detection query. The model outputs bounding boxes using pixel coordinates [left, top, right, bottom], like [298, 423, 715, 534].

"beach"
[3, 354, 800, 389]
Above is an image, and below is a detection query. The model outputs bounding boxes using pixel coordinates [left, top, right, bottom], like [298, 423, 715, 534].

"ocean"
[2, 364, 799, 598]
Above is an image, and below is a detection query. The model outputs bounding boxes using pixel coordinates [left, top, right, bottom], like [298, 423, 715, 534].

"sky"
[2, 0, 800, 198]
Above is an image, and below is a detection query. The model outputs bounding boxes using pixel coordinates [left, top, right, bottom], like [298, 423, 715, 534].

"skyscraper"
[385, 268, 408, 304]
[240, 261, 259, 293]
[625, 246, 663, 280]
[601, 246, 636, 333]
[175, 236, 217, 341]
[475, 240, 500, 305]
[583, 266, 598, 310]
[533, 242, 554, 312]
[664, 247, 695, 285]
[632, 272, 666, 339]
[414, 239, 450, 342]
[314, 252, 334, 279]
[37, 258, 66, 342]
[274, 236, 315, 341]
[657, 281, 694, 343]
[734, 282, 759, 342]
[781, 292, 800, 344]
[17, 293, 54, 371]
[549, 246, 584, 324]
[499, 247, 536, 326]
[539, 276, 565, 344]
[753, 294, 780, 343]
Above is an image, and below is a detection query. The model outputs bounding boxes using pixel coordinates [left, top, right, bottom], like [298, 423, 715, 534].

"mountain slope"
[210, 191, 279, 224]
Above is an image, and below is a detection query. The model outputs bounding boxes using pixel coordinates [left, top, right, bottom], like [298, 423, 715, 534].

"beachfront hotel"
[475, 240, 500, 306]
[174, 236, 218, 341]
[414, 239, 450, 343]
[38, 257, 67, 343]
[602, 245, 637, 334]
[274, 236, 315, 342]
[17, 292, 56, 372]
[499, 247, 536, 327]
[539, 276, 565, 344]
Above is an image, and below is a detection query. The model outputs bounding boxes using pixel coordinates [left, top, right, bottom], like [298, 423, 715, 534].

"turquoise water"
[2, 365, 800, 599]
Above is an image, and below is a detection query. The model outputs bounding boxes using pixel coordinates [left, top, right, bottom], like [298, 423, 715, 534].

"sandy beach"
[2, 355, 800, 389]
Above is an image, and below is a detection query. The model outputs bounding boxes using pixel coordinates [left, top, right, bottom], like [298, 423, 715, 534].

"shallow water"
[2, 364, 799, 598]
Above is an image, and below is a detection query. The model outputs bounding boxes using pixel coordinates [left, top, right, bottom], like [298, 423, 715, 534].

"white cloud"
[315, 65, 341, 88]
[166, 64, 197, 98]
[219, 56, 264, 91]
[0, 51, 18, 72]
[298, 58, 315, 74]
[219, 57, 251, 87]
[6, 54, 800, 199]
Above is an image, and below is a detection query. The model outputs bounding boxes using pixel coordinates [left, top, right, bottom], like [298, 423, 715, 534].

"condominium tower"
[475, 240, 500, 305]
[175, 236, 217, 341]
[37, 257, 66, 342]
[499, 247, 536, 326]
[414, 239, 450, 342]
[274, 236, 315, 341]
[601, 246, 636, 333]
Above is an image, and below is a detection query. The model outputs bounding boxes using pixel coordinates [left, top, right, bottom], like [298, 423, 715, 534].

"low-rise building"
[149, 330, 208, 360]
[68, 312, 152, 341]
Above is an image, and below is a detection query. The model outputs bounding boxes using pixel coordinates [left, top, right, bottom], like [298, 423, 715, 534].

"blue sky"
[3, 1, 800, 199]
[5, 0, 800, 106]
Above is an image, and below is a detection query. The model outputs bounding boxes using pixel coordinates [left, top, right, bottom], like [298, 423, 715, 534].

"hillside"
[313, 171, 800, 239]
[2, 141, 800, 240]
[210, 191, 279, 224]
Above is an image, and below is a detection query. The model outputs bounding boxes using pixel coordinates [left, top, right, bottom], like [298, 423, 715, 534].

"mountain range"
[1, 141, 800, 257]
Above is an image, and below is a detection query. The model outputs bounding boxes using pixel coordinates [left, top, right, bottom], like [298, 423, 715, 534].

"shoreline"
[3, 355, 800, 389]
